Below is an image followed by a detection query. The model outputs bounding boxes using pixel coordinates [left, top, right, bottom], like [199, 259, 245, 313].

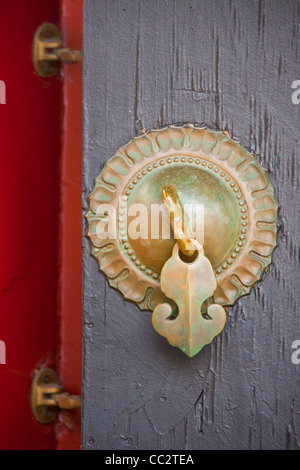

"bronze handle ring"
[161, 184, 197, 257]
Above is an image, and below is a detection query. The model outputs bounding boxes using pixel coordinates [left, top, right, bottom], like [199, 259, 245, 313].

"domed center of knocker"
[151, 184, 226, 357]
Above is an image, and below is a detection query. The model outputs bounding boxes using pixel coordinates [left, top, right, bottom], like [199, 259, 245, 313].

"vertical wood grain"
[82, 0, 300, 450]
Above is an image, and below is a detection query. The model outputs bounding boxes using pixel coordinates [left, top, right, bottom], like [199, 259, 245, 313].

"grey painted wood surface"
[82, 0, 300, 450]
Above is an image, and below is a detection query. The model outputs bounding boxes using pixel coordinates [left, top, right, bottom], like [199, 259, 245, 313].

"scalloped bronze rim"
[86, 125, 278, 310]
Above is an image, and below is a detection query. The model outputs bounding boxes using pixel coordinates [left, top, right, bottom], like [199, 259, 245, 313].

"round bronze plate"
[86, 125, 278, 310]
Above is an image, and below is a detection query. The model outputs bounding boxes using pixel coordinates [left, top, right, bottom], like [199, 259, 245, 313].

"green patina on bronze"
[152, 240, 226, 357]
[153, 185, 226, 357]
[86, 124, 279, 354]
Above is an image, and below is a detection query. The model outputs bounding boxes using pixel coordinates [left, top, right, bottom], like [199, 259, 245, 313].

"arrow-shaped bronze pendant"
[152, 240, 226, 357]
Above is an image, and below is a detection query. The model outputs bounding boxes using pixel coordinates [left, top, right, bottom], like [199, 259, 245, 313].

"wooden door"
[0, 0, 61, 450]
[82, 0, 300, 450]
[0, 0, 82, 450]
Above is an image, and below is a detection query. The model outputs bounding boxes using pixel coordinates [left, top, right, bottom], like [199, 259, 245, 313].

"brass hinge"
[33, 23, 83, 77]
[31, 368, 81, 424]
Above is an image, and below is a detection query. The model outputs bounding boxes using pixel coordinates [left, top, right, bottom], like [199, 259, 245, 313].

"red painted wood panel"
[0, 0, 61, 450]
[55, 0, 83, 450]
